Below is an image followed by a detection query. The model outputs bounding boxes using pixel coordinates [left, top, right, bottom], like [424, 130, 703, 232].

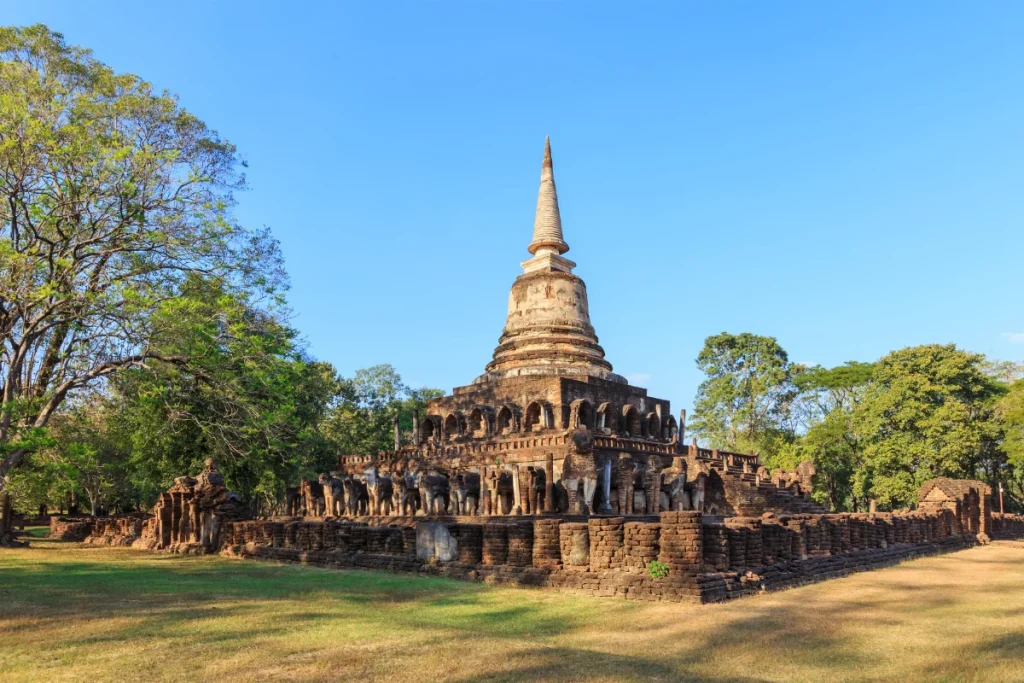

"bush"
[647, 560, 669, 579]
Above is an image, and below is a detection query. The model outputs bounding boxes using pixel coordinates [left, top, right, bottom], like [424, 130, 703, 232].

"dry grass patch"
[1, 533, 1022, 682]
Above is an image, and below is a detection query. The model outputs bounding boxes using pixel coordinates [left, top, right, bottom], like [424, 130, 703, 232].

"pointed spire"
[528, 137, 569, 256]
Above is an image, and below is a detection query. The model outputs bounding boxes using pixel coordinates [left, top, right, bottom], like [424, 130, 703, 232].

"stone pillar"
[507, 522, 534, 565]
[645, 462, 661, 515]
[393, 413, 401, 452]
[511, 465, 523, 515]
[171, 492, 183, 544]
[680, 409, 687, 444]
[658, 511, 703, 575]
[482, 524, 509, 565]
[533, 518, 561, 567]
[589, 517, 624, 571]
[979, 490, 992, 539]
[598, 459, 614, 514]
[544, 453, 554, 513]
[479, 467, 490, 516]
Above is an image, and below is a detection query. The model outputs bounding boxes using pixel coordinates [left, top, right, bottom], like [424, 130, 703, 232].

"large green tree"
[5, 278, 343, 515]
[0, 25, 283, 488]
[995, 379, 1024, 508]
[853, 344, 1002, 509]
[690, 332, 797, 456]
[103, 279, 341, 511]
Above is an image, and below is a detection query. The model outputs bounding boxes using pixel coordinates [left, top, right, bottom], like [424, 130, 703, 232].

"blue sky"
[6, 2, 1024, 412]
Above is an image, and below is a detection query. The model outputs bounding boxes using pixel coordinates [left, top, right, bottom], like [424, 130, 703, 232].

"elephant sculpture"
[690, 470, 707, 513]
[662, 457, 689, 511]
[394, 471, 420, 516]
[300, 479, 325, 518]
[615, 454, 639, 515]
[343, 475, 367, 516]
[526, 466, 545, 515]
[363, 466, 394, 516]
[550, 480, 569, 514]
[795, 460, 817, 492]
[483, 469, 501, 515]
[756, 466, 771, 486]
[643, 457, 664, 514]
[451, 473, 471, 515]
[421, 468, 450, 515]
[772, 461, 816, 496]
[460, 471, 481, 515]
[285, 486, 302, 516]
[319, 472, 345, 517]
[561, 427, 598, 516]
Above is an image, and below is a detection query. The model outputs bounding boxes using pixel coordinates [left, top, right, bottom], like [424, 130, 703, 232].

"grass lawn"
[1, 534, 1023, 682]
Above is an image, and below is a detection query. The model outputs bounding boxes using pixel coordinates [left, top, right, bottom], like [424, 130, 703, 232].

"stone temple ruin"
[328, 137, 827, 522]
[61, 139, 1024, 602]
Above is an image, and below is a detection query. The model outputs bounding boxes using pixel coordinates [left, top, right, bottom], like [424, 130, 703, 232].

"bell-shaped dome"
[475, 138, 624, 385]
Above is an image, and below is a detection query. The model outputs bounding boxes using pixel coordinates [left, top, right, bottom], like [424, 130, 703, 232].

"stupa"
[339, 139, 824, 518]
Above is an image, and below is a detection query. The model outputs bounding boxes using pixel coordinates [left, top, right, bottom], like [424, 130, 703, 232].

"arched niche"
[468, 407, 491, 438]
[570, 399, 595, 430]
[524, 401, 554, 432]
[645, 412, 661, 440]
[596, 403, 611, 432]
[443, 413, 460, 441]
[496, 404, 517, 435]
[620, 405, 641, 437]
[665, 415, 678, 440]
[420, 416, 441, 443]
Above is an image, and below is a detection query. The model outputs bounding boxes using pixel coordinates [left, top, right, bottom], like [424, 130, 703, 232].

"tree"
[30, 401, 125, 516]
[792, 361, 875, 426]
[0, 25, 284, 486]
[323, 364, 442, 457]
[690, 332, 796, 456]
[779, 361, 875, 511]
[788, 412, 858, 511]
[995, 379, 1024, 509]
[103, 279, 342, 511]
[853, 344, 1002, 509]
[4, 278, 344, 516]
[984, 360, 1024, 385]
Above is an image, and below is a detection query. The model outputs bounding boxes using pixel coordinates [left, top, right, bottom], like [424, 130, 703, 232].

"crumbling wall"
[50, 516, 94, 541]
[992, 513, 1024, 539]
[83, 514, 149, 546]
[76, 505, 1024, 604]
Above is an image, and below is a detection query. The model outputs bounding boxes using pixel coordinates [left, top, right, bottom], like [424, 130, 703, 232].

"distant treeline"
[688, 333, 1024, 513]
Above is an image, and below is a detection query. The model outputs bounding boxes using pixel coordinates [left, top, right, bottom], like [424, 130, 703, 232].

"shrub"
[647, 560, 669, 579]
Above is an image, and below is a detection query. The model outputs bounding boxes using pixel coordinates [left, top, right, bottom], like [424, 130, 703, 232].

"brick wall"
[77, 509, 1024, 604]
[49, 517, 95, 541]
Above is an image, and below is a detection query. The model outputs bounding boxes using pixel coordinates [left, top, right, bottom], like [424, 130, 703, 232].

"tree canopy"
[0, 25, 284, 483]
[690, 334, 1022, 512]
[689, 332, 797, 457]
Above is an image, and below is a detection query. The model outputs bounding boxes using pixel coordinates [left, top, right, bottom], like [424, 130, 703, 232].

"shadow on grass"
[0, 541, 584, 648]
[978, 631, 1024, 656]
[3, 539, 1024, 681]
[451, 646, 770, 683]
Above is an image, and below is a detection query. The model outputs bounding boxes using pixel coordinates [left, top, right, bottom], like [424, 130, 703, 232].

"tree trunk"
[1, 490, 16, 546]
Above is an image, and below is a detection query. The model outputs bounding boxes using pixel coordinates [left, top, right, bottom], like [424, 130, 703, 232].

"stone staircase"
[712, 462, 829, 517]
